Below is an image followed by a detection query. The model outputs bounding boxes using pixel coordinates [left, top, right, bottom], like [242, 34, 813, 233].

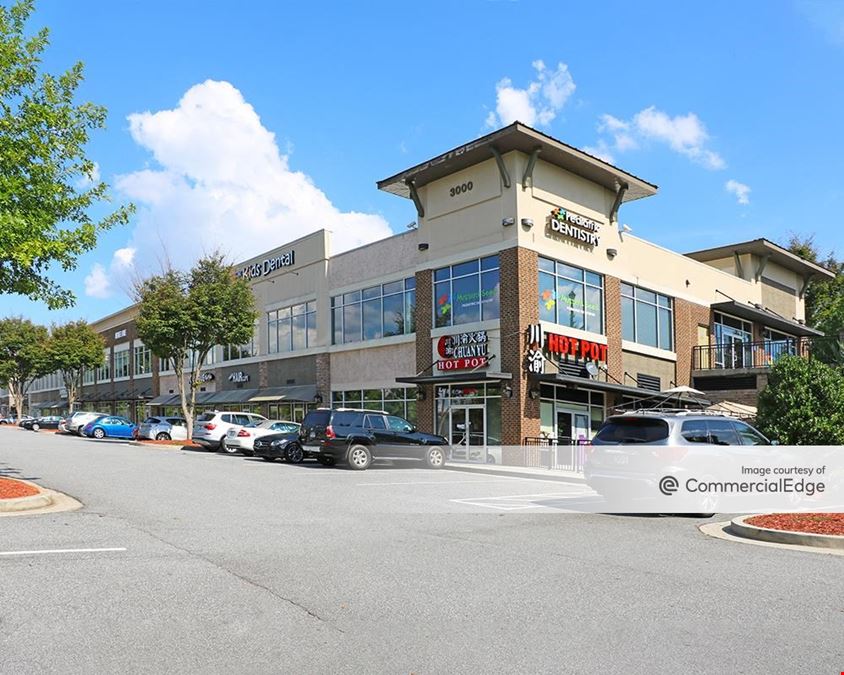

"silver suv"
[590, 412, 771, 447]
[192, 411, 267, 452]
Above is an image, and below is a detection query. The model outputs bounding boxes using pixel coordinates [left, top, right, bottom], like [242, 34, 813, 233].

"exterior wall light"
[313, 393, 323, 405]
[502, 385, 513, 399]
[606, 248, 618, 259]
[502, 217, 515, 227]
[418, 243, 429, 251]
[528, 387, 540, 399]
[521, 218, 534, 229]
[415, 388, 427, 401]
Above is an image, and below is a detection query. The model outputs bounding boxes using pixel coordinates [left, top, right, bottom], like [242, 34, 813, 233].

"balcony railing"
[692, 336, 843, 371]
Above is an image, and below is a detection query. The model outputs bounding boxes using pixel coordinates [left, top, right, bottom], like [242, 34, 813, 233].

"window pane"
[268, 321, 278, 353]
[585, 271, 603, 288]
[362, 298, 382, 340]
[278, 317, 292, 352]
[622, 297, 635, 342]
[621, 283, 634, 297]
[405, 289, 416, 334]
[362, 286, 380, 300]
[538, 256, 555, 273]
[636, 288, 657, 304]
[383, 294, 404, 337]
[434, 281, 451, 328]
[364, 389, 382, 403]
[480, 255, 499, 271]
[292, 312, 307, 350]
[342, 290, 361, 305]
[343, 304, 362, 343]
[658, 307, 673, 350]
[556, 262, 583, 281]
[636, 302, 658, 347]
[278, 306, 291, 320]
[538, 271, 556, 323]
[434, 267, 450, 283]
[383, 280, 403, 295]
[343, 390, 361, 402]
[584, 285, 603, 334]
[332, 307, 343, 345]
[480, 269, 500, 321]
[658, 294, 671, 308]
[557, 277, 584, 330]
[307, 300, 316, 313]
[307, 312, 317, 347]
[452, 274, 481, 325]
[404, 276, 416, 290]
[453, 260, 479, 277]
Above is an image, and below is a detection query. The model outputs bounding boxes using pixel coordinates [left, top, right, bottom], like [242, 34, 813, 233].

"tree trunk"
[8, 379, 24, 419]
[174, 361, 194, 441]
[63, 370, 78, 414]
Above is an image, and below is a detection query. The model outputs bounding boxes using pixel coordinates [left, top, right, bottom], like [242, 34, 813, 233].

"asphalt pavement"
[0, 429, 841, 674]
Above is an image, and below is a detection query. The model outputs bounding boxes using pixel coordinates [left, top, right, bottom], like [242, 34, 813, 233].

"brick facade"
[414, 269, 434, 432]
[674, 298, 712, 386]
[604, 276, 624, 385]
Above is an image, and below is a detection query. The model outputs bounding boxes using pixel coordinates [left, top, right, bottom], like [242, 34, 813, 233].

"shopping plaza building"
[25, 123, 834, 461]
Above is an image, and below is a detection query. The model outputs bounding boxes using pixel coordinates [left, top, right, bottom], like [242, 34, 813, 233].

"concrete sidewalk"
[444, 461, 586, 484]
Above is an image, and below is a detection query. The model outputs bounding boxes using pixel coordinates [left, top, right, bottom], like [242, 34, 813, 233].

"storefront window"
[538, 257, 604, 334]
[268, 301, 316, 353]
[332, 278, 415, 344]
[134, 344, 152, 375]
[621, 283, 673, 350]
[539, 385, 605, 440]
[223, 339, 256, 361]
[331, 388, 417, 423]
[434, 256, 500, 328]
[114, 349, 130, 379]
[96, 348, 111, 382]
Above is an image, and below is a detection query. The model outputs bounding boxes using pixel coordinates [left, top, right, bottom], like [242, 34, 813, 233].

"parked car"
[22, 415, 64, 431]
[253, 427, 306, 463]
[1, 415, 29, 425]
[64, 411, 108, 436]
[224, 419, 301, 456]
[300, 408, 449, 470]
[138, 416, 188, 441]
[82, 415, 138, 440]
[192, 411, 267, 452]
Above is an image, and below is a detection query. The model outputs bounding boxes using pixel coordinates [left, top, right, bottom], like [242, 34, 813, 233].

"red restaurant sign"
[546, 332, 607, 362]
[437, 331, 490, 371]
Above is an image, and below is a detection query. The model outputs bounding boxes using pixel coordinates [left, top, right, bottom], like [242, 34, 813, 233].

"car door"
[385, 415, 419, 458]
[113, 417, 133, 438]
[364, 414, 397, 457]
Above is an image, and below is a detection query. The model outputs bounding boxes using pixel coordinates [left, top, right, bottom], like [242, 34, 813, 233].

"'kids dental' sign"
[547, 207, 601, 247]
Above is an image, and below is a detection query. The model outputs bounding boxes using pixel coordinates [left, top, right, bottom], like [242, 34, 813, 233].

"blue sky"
[5, 0, 844, 324]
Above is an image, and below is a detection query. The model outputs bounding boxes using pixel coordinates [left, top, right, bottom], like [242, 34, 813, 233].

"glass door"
[449, 405, 486, 462]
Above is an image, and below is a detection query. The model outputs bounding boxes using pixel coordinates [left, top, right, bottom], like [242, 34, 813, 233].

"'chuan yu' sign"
[437, 331, 489, 371]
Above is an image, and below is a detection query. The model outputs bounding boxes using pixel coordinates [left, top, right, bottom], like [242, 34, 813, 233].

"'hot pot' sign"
[546, 332, 607, 362]
[437, 331, 489, 371]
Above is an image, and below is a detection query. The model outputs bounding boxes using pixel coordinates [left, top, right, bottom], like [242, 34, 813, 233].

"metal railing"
[692, 337, 843, 371]
[520, 436, 589, 472]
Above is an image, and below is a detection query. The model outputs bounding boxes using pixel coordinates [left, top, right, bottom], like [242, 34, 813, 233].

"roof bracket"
[610, 182, 629, 223]
[754, 253, 771, 281]
[490, 146, 511, 189]
[734, 252, 745, 279]
[405, 179, 424, 218]
[799, 274, 813, 299]
[521, 147, 541, 190]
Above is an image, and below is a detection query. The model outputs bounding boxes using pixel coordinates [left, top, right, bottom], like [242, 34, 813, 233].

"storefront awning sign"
[436, 331, 489, 371]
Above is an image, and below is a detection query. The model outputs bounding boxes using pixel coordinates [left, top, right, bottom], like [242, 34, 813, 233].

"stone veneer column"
[499, 247, 540, 454]
[673, 298, 712, 386]
[604, 276, 624, 385]
[314, 353, 331, 404]
[414, 269, 434, 432]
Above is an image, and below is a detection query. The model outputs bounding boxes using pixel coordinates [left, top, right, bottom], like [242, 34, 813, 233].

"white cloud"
[76, 161, 100, 188]
[486, 61, 575, 129]
[99, 80, 392, 289]
[587, 106, 725, 170]
[84, 263, 110, 299]
[582, 140, 615, 164]
[725, 179, 751, 205]
[83, 248, 137, 298]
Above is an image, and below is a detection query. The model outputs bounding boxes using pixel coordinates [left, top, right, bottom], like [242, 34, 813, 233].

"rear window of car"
[594, 418, 670, 444]
[302, 411, 330, 428]
[331, 412, 364, 427]
[144, 417, 161, 424]
[165, 418, 185, 426]
[196, 413, 216, 422]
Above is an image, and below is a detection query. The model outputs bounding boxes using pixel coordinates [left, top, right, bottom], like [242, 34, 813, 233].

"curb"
[0, 479, 53, 513]
[729, 515, 844, 550]
[444, 463, 587, 484]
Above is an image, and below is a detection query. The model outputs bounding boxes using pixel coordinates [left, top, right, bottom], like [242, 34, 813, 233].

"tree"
[786, 235, 844, 338]
[47, 320, 104, 413]
[135, 254, 257, 438]
[756, 355, 844, 445]
[0, 0, 133, 309]
[0, 317, 50, 417]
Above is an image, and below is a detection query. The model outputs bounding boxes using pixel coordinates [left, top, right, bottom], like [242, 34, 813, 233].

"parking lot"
[2, 428, 843, 674]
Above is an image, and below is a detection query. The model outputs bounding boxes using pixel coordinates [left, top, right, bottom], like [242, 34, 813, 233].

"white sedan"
[224, 419, 301, 456]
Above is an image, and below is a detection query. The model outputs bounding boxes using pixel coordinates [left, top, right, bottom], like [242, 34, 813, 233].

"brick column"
[414, 269, 434, 432]
[604, 276, 624, 384]
[499, 247, 540, 454]
[314, 353, 331, 404]
[674, 299, 711, 386]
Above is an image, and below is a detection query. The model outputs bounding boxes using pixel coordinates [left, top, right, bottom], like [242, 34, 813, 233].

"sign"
[437, 331, 489, 371]
[525, 323, 607, 375]
[199, 372, 215, 383]
[228, 371, 250, 383]
[235, 250, 295, 280]
[114, 329, 127, 339]
[546, 207, 600, 247]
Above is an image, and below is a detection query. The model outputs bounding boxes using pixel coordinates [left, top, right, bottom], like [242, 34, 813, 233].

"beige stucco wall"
[328, 230, 418, 291]
[622, 352, 676, 391]
[329, 341, 416, 390]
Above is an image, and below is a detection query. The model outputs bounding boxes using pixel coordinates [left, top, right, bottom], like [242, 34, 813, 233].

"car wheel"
[92, 427, 105, 439]
[347, 444, 372, 471]
[220, 437, 236, 454]
[32, 423, 40, 431]
[424, 446, 446, 469]
[262, 456, 276, 462]
[285, 444, 304, 464]
[316, 455, 335, 467]
[155, 432, 170, 441]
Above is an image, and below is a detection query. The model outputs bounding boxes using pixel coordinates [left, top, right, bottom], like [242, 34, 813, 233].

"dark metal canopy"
[711, 301, 823, 337]
[396, 371, 513, 385]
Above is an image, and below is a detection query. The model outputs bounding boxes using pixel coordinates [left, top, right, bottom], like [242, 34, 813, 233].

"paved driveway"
[1, 429, 841, 674]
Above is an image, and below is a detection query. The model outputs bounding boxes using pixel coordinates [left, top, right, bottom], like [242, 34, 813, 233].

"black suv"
[300, 408, 449, 470]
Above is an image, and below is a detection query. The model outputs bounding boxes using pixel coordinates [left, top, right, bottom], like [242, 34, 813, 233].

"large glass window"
[330, 387, 417, 423]
[114, 349, 130, 379]
[332, 278, 416, 345]
[621, 283, 673, 350]
[223, 339, 256, 362]
[268, 301, 316, 353]
[538, 257, 604, 333]
[134, 344, 152, 375]
[96, 349, 111, 382]
[434, 256, 499, 328]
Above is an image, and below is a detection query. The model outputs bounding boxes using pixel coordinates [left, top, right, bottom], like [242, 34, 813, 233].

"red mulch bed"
[0, 477, 40, 500]
[746, 513, 844, 536]
[137, 438, 201, 448]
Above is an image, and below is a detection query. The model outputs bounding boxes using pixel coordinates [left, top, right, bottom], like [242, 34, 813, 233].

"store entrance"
[555, 406, 590, 443]
[449, 405, 486, 462]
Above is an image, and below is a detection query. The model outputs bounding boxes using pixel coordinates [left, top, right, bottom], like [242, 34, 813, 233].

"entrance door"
[449, 405, 486, 462]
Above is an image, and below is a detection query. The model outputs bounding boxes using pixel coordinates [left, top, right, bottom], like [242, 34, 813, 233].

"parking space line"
[0, 547, 127, 557]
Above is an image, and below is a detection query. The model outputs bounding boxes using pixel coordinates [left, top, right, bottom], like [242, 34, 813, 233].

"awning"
[248, 385, 318, 403]
[147, 394, 180, 406]
[203, 388, 259, 404]
[395, 371, 513, 385]
[706, 400, 757, 419]
[538, 373, 710, 405]
[33, 400, 59, 409]
[711, 301, 823, 337]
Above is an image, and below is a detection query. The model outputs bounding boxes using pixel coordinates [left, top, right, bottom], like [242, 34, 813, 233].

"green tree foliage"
[757, 355, 844, 445]
[47, 320, 104, 412]
[0, 316, 50, 416]
[135, 254, 257, 437]
[0, 0, 133, 308]
[787, 235, 844, 338]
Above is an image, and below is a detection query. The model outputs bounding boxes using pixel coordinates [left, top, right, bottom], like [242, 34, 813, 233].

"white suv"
[192, 411, 267, 452]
